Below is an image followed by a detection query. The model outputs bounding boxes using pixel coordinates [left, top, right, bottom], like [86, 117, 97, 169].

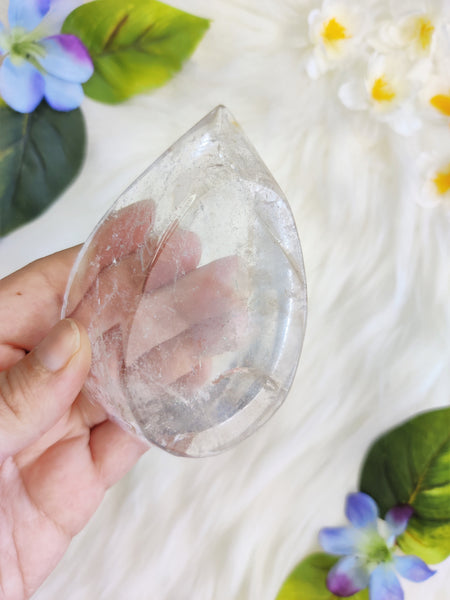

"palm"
[1, 399, 112, 599]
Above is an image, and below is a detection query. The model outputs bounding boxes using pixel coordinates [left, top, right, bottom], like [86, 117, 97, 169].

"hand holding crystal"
[0, 214, 242, 599]
[0, 247, 143, 600]
[0, 105, 307, 597]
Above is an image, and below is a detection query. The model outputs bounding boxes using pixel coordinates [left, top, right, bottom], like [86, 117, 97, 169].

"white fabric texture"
[1, 1, 449, 599]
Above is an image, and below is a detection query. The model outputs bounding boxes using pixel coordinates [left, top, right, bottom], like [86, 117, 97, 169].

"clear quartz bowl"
[62, 106, 307, 457]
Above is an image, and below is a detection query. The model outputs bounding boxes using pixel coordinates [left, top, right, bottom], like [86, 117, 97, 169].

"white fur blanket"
[1, 1, 449, 598]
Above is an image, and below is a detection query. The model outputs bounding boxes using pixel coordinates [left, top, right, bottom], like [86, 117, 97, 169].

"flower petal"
[327, 556, 370, 597]
[0, 57, 44, 113]
[0, 22, 5, 54]
[8, 0, 50, 31]
[385, 505, 413, 540]
[38, 0, 81, 33]
[305, 55, 321, 80]
[385, 106, 422, 137]
[308, 9, 322, 31]
[339, 80, 369, 111]
[44, 74, 84, 111]
[370, 563, 404, 600]
[39, 35, 94, 83]
[319, 527, 360, 555]
[346, 493, 379, 528]
[393, 555, 436, 582]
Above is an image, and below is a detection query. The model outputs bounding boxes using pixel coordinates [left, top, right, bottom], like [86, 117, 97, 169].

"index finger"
[0, 246, 81, 366]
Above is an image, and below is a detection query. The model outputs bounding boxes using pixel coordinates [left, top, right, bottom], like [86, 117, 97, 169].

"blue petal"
[327, 556, 370, 597]
[0, 57, 44, 113]
[0, 22, 5, 54]
[385, 505, 413, 540]
[39, 35, 93, 83]
[39, 0, 81, 32]
[319, 527, 360, 556]
[370, 563, 404, 600]
[8, 0, 50, 31]
[393, 555, 436, 582]
[44, 74, 84, 111]
[346, 493, 379, 528]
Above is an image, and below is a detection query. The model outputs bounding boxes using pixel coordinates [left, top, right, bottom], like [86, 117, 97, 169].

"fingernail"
[35, 319, 81, 372]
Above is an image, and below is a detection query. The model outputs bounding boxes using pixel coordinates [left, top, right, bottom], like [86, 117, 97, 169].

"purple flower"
[0, 0, 93, 113]
[319, 492, 435, 600]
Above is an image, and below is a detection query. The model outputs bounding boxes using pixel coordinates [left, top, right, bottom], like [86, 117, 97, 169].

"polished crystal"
[62, 106, 307, 457]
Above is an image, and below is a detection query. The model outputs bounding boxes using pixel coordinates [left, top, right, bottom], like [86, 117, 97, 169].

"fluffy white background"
[1, 0, 449, 598]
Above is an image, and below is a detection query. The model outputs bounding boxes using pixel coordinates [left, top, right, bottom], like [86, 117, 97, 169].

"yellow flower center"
[321, 18, 349, 45]
[371, 77, 396, 103]
[430, 94, 450, 117]
[433, 166, 450, 195]
[415, 17, 434, 51]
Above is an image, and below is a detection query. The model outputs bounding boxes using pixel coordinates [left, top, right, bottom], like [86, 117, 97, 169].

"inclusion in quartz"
[62, 106, 307, 457]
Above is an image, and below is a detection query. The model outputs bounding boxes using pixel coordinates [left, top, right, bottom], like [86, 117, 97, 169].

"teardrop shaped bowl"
[62, 106, 307, 457]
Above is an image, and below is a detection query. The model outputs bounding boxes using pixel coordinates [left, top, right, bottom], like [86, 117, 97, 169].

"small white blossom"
[417, 128, 450, 206]
[377, 11, 438, 59]
[419, 69, 450, 123]
[338, 53, 421, 135]
[306, 0, 367, 79]
[368, 0, 450, 86]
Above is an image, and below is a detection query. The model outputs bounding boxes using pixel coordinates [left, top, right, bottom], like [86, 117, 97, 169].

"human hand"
[0, 205, 246, 599]
[0, 247, 149, 600]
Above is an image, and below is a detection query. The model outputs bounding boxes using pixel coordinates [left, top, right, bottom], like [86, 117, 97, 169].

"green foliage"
[62, 0, 210, 104]
[0, 102, 86, 235]
[275, 553, 369, 600]
[360, 407, 450, 564]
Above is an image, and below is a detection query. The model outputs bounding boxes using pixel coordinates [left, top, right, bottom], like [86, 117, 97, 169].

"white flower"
[368, 0, 449, 84]
[415, 17, 450, 122]
[417, 136, 450, 206]
[338, 53, 421, 135]
[396, 13, 437, 58]
[421, 159, 450, 206]
[379, 15, 436, 59]
[419, 71, 450, 123]
[306, 0, 367, 79]
[431, 164, 450, 197]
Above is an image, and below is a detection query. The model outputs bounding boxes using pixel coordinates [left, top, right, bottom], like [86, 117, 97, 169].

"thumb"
[0, 318, 91, 460]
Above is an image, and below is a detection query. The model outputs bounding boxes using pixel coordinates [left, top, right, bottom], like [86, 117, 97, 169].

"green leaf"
[275, 553, 369, 600]
[360, 407, 450, 564]
[62, 0, 210, 104]
[0, 102, 86, 235]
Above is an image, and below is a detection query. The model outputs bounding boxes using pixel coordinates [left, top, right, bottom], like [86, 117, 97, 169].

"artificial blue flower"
[319, 492, 435, 600]
[0, 0, 93, 113]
